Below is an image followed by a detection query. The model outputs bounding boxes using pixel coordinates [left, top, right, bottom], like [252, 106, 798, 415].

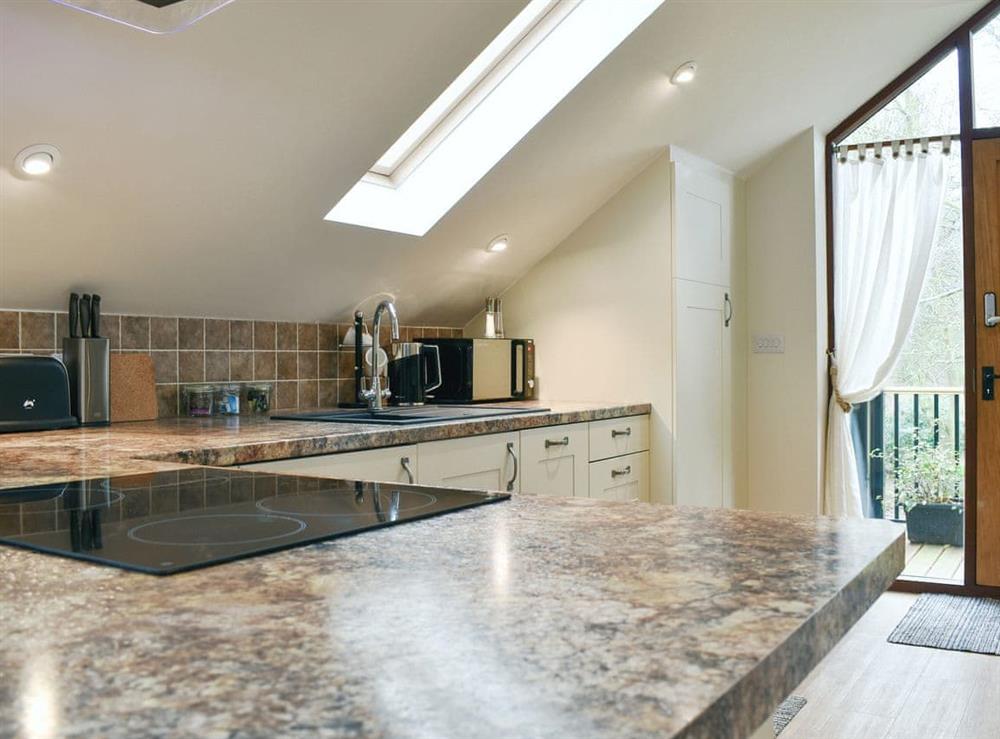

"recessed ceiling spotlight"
[14, 144, 61, 176]
[670, 61, 697, 85]
[486, 235, 509, 253]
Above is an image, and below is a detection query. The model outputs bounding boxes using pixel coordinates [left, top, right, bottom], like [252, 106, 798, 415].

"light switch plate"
[752, 334, 785, 354]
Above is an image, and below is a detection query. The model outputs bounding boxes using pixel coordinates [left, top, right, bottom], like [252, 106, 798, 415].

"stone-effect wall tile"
[275, 381, 297, 410]
[318, 352, 337, 379]
[151, 351, 178, 384]
[0, 312, 19, 349]
[121, 316, 150, 350]
[0, 307, 462, 417]
[297, 352, 318, 379]
[150, 318, 178, 350]
[276, 322, 297, 351]
[254, 322, 276, 351]
[254, 351, 276, 381]
[277, 352, 297, 380]
[318, 323, 339, 351]
[205, 351, 229, 382]
[297, 380, 318, 408]
[231, 321, 253, 350]
[319, 380, 337, 408]
[297, 323, 317, 351]
[230, 352, 253, 382]
[20, 312, 56, 351]
[178, 318, 204, 350]
[205, 319, 230, 350]
[178, 351, 204, 383]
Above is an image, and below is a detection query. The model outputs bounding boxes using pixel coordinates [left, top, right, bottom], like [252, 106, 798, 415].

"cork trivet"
[110, 353, 158, 422]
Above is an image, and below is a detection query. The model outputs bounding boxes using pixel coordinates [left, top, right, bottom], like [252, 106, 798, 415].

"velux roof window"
[325, 0, 665, 237]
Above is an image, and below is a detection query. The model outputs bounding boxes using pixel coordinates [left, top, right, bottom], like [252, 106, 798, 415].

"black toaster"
[0, 355, 79, 433]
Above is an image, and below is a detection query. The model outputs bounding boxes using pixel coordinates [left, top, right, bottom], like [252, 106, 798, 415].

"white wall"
[469, 156, 674, 503]
[468, 153, 748, 507]
[745, 127, 828, 515]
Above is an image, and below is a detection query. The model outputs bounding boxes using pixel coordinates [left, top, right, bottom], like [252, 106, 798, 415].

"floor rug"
[888, 593, 1000, 655]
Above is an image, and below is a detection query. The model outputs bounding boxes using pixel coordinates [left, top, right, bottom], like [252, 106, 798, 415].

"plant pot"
[905, 503, 964, 547]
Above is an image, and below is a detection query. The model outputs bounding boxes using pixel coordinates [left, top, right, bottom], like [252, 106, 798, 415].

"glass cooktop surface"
[0, 469, 508, 575]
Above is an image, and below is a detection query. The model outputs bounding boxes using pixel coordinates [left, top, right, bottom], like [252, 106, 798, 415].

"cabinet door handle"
[400, 456, 415, 485]
[611, 465, 632, 478]
[506, 442, 519, 492]
[724, 292, 733, 328]
[545, 436, 570, 448]
[612, 427, 632, 438]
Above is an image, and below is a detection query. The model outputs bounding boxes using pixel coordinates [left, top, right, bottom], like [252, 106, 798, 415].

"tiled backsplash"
[0, 310, 461, 417]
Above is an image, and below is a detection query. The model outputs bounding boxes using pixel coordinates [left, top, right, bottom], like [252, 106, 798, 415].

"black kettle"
[388, 342, 442, 406]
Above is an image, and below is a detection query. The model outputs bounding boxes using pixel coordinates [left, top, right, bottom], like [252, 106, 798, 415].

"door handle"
[506, 442, 518, 492]
[986, 293, 1000, 327]
[984, 367, 995, 401]
[724, 292, 733, 327]
[400, 456, 415, 485]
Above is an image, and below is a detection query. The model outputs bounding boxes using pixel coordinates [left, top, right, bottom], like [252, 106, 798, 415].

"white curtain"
[824, 149, 947, 518]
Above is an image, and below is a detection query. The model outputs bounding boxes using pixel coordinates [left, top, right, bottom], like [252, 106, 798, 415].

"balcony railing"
[855, 386, 965, 520]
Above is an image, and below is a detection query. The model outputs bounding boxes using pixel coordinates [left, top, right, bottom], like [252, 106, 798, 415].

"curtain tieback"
[829, 357, 852, 413]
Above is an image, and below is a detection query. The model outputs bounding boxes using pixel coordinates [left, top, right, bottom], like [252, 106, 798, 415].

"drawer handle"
[400, 456, 415, 485]
[506, 442, 519, 492]
[612, 427, 632, 438]
[545, 436, 570, 448]
[611, 465, 632, 478]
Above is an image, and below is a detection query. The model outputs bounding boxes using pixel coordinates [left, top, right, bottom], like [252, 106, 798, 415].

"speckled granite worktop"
[0, 401, 904, 738]
[0, 495, 903, 739]
[0, 401, 649, 490]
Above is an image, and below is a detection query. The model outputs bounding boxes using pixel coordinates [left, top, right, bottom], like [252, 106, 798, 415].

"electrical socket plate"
[752, 334, 785, 354]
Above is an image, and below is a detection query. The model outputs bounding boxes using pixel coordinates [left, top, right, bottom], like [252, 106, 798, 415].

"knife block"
[62, 337, 110, 426]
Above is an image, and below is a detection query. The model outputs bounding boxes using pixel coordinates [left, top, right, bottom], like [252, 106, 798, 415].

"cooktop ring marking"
[255, 489, 438, 517]
[127, 514, 307, 547]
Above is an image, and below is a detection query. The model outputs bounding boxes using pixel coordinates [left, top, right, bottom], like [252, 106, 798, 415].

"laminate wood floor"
[780, 593, 1000, 739]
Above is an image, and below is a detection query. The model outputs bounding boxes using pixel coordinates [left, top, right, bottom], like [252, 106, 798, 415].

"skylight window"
[325, 0, 666, 237]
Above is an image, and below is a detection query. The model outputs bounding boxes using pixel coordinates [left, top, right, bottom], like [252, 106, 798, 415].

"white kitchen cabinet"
[589, 451, 649, 502]
[589, 415, 649, 461]
[669, 146, 736, 510]
[239, 445, 418, 484]
[670, 148, 733, 288]
[416, 432, 520, 493]
[673, 279, 731, 508]
[519, 422, 589, 497]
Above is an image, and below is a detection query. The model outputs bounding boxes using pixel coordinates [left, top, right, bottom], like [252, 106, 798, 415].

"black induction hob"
[0, 469, 508, 575]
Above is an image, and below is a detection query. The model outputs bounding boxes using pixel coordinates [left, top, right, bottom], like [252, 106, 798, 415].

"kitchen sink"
[270, 405, 550, 426]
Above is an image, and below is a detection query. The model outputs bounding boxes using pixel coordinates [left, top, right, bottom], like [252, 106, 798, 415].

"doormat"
[888, 593, 1000, 655]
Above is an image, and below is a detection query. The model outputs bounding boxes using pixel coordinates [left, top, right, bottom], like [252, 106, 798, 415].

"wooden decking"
[902, 539, 964, 582]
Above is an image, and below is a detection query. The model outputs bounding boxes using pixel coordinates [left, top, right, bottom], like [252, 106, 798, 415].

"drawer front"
[240, 445, 419, 484]
[589, 415, 649, 461]
[417, 432, 520, 493]
[589, 451, 649, 502]
[520, 422, 589, 497]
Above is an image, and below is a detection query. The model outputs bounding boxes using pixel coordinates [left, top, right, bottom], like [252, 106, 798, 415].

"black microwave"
[414, 338, 535, 403]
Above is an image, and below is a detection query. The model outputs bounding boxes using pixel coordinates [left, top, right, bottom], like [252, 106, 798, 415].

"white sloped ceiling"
[0, 0, 983, 325]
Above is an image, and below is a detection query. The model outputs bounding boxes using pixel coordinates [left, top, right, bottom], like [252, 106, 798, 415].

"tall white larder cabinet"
[670, 147, 735, 508]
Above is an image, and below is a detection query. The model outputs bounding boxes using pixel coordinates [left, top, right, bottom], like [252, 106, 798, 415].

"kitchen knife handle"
[90, 294, 101, 338]
[68, 293, 80, 339]
[80, 294, 92, 338]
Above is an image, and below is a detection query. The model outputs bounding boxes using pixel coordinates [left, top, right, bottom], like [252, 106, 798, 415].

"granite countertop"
[0, 401, 649, 490]
[0, 493, 903, 739]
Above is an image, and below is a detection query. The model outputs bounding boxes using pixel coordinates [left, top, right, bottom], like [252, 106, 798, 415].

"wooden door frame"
[825, 0, 1000, 596]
